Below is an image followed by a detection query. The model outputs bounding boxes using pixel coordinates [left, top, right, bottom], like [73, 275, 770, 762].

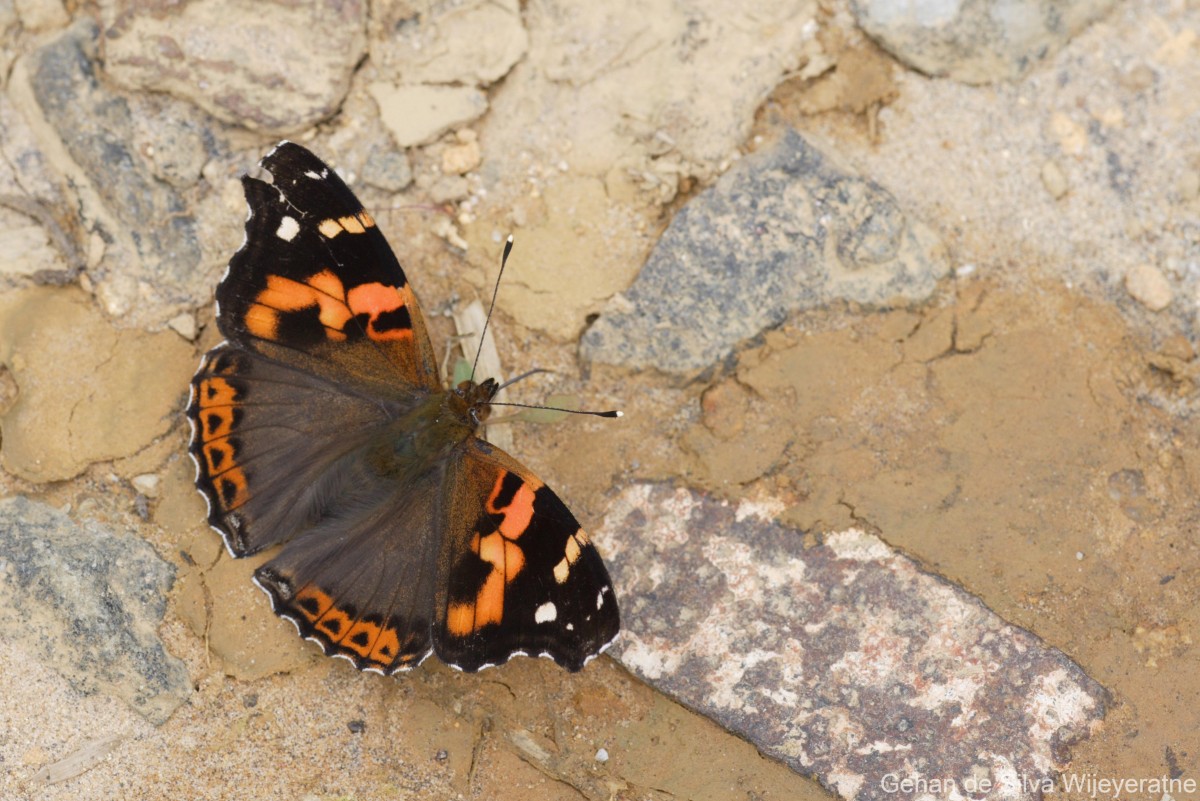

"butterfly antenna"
[496, 367, 551, 391]
[470, 235, 514, 382]
[472, 237, 623, 419]
[492, 401, 623, 419]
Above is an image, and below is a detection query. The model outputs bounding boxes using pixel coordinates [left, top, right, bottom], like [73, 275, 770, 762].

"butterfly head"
[453, 377, 499, 427]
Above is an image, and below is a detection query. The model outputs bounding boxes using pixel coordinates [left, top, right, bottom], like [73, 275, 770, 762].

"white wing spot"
[275, 215, 300, 241]
[534, 602, 557, 624]
[566, 623, 574, 631]
[596, 588, 607, 610]
[304, 170, 322, 180]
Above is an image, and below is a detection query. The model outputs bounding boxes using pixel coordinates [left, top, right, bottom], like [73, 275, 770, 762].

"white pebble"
[132, 473, 160, 498]
[1125, 263, 1173, 311]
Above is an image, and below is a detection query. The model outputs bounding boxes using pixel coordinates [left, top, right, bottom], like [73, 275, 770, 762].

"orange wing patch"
[294, 584, 404, 670]
[553, 529, 590, 584]
[194, 368, 250, 512]
[447, 471, 542, 636]
[317, 211, 375, 239]
[242, 267, 414, 344]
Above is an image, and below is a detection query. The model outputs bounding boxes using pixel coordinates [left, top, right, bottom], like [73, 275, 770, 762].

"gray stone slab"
[21, 20, 202, 320]
[580, 130, 949, 374]
[601, 483, 1108, 800]
[0, 496, 189, 724]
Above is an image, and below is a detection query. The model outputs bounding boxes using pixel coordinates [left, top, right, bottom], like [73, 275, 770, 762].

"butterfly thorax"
[372, 377, 499, 475]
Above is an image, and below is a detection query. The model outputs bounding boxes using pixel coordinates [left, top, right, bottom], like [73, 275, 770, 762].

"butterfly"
[186, 142, 619, 673]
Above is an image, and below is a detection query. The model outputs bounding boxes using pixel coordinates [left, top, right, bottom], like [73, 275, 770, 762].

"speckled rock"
[101, 0, 367, 135]
[602, 483, 1108, 800]
[0, 496, 190, 725]
[853, 0, 1118, 84]
[580, 130, 949, 374]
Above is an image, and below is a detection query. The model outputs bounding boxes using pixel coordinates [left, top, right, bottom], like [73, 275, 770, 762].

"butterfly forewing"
[216, 142, 440, 394]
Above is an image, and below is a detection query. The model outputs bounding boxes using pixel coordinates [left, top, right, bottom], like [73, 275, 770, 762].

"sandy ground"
[1, 0, 1199, 799]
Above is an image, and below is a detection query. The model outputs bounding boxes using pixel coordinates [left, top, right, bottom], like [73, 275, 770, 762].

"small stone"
[434, 749, 449, 762]
[347, 720, 366, 734]
[1118, 63, 1156, 92]
[1049, 112, 1088, 156]
[1125, 263, 1173, 311]
[432, 216, 469, 251]
[22, 745, 49, 766]
[595, 747, 609, 763]
[362, 147, 413, 193]
[442, 139, 482, 175]
[1159, 335, 1194, 362]
[429, 175, 471, 205]
[131, 473, 160, 498]
[167, 312, 198, 341]
[369, 83, 489, 147]
[1040, 160, 1069, 199]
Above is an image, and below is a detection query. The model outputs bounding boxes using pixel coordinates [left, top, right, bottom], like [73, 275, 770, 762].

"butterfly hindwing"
[216, 141, 440, 393]
[252, 466, 447, 674]
[433, 439, 620, 672]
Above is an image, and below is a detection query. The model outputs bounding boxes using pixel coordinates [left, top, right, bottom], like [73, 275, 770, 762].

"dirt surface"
[2, 1, 1199, 800]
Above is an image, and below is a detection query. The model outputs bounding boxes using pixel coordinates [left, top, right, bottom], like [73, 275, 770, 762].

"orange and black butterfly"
[187, 142, 619, 673]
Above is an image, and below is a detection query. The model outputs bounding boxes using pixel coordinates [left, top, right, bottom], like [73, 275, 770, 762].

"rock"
[101, 0, 367, 134]
[0, 496, 190, 725]
[362, 146, 413, 193]
[15, 0, 68, 32]
[132, 473, 160, 498]
[1041, 159, 1069, 199]
[580, 130, 949, 374]
[853, 0, 1118, 84]
[12, 20, 203, 323]
[369, 83, 489, 147]
[0, 287, 195, 482]
[601, 483, 1109, 800]
[478, 0, 825, 182]
[1125, 263, 1173, 311]
[442, 137, 482, 175]
[0, 204, 68, 279]
[167, 312, 198, 341]
[428, 175, 470, 205]
[369, 0, 527, 86]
